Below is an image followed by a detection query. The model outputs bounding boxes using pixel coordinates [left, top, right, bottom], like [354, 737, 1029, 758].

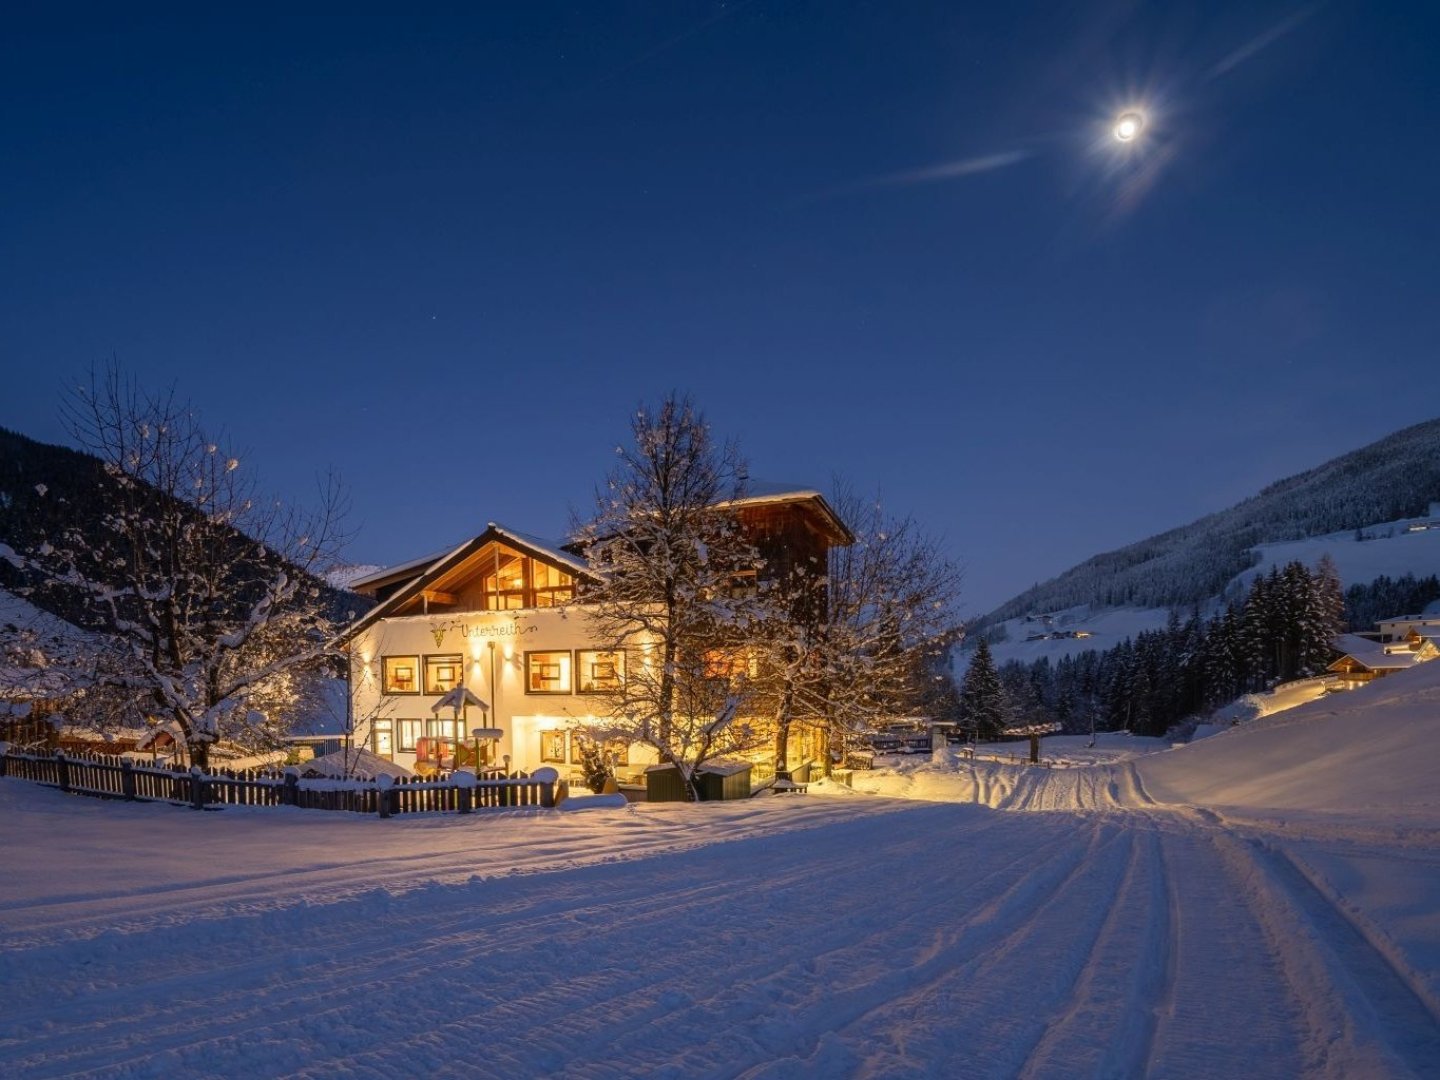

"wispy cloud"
[1206, 5, 1319, 81]
[810, 150, 1031, 202]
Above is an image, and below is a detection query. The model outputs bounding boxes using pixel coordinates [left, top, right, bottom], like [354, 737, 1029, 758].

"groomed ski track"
[2, 770, 1437, 1080]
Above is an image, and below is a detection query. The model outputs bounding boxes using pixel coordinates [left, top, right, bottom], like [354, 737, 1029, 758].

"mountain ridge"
[0, 425, 366, 629]
[978, 417, 1440, 628]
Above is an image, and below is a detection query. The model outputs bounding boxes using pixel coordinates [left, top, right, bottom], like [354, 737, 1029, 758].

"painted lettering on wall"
[461, 621, 539, 638]
[427, 618, 541, 643]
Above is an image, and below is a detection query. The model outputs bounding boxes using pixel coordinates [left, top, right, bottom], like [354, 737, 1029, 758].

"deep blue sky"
[3, 3, 1438, 614]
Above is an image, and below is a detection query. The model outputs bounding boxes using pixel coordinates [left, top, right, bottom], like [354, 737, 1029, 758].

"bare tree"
[810, 482, 964, 766]
[572, 394, 765, 800]
[26, 364, 350, 768]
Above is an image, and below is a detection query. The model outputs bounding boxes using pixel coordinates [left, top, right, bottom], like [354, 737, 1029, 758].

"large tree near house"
[753, 482, 963, 775]
[23, 365, 350, 768]
[572, 394, 766, 800]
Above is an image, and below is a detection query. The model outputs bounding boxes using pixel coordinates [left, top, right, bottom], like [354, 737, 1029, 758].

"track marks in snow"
[0, 797, 912, 948]
[1235, 837, 1440, 1077]
[5, 781, 1438, 1079]
[1015, 828, 1175, 1079]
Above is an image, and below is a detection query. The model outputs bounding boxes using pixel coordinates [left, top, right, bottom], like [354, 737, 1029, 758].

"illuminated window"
[525, 650, 572, 694]
[702, 648, 759, 681]
[382, 655, 420, 694]
[727, 569, 759, 598]
[398, 719, 421, 752]
[572, 731, 629, 768]
[372, 719, 394, 760]
[479, 546, 576, 610]
[424, 654, 463, 694]
[606, 737, 629, 767]
[531, 560, 576, 607]
[425, 717, 462, 745]
[577, 649, 626, 693]
[540, 730, 567, 763]
[481, 548, 529, 610]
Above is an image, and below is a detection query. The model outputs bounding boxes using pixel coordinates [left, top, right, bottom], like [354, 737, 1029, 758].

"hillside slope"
[981, 418, 1440, 626]
[0, 426, 366, 627]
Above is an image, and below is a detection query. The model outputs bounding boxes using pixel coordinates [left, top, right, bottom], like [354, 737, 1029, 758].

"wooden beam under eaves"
[421, 589, 458, 606]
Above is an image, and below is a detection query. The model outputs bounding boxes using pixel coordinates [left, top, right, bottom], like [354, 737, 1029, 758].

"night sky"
[3, 3, 1438, 614]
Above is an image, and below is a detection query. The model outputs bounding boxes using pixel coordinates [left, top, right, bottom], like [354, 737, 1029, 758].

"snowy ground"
[4, 671, 1440, 1077]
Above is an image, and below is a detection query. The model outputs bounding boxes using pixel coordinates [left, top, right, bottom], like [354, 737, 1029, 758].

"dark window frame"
[423, 653, 465, 695]
[524, 649, 573, 695]
[397, 718, 421, 752]
[382, 655, 421, 695]
[576, 648, 626, 694]
[540, 730, 568, 763]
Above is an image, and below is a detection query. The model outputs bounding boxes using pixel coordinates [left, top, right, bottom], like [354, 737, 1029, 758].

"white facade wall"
[349, 606, 658, 778]
[1377, 616, 1440, 643]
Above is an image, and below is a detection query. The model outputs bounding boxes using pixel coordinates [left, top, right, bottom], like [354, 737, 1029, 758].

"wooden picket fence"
[0, 749, 563, 817]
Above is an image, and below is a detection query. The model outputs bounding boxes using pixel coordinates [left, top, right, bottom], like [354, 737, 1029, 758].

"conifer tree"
[959, 638, 1007, 740]
[1301, 555, 1346, 674]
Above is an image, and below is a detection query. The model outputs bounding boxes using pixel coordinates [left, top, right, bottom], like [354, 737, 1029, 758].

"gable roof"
[1328, 633, 1436, 673]
[711, 485, 854, 546]
[347, 547, 457, 593]
[343, 523, 598, 636]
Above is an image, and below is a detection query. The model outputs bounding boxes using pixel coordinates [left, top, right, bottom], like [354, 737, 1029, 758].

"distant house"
[1375, 614, 1440, 644]
[1328, 631, 1439, 687]
[1402, 502, 1440, 532]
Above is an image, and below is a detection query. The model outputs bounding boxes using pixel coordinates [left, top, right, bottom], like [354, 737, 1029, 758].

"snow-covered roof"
[302, 747, 414, 780]
[346, 545, 462, 591]
[136, 720, 184, 750]
[430, 686, 490, 714]
[709, 484, 853, 544]
[1376, 613, 1440, 626]
[698, 759, 753, 777]
[644, 759, 752, 777]
[349, 523, 590, 597]
[1330, 634, 1430, 671]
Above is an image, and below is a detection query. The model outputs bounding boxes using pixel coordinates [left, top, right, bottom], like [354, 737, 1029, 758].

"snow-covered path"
[2, 783, 1437, 1079]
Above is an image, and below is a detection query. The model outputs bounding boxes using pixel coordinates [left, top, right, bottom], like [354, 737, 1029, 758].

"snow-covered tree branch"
[572, 394, 767, 799]
[21, 364, 354, 766]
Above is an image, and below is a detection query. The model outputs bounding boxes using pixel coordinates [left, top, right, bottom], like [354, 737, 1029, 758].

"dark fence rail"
[0, 749, 561, 817]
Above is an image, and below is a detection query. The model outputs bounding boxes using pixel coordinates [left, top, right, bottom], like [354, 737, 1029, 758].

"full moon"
[1113, 111, 1145, 143]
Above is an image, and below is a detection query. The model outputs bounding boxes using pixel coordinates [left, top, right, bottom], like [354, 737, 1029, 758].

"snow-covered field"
[1239, 516, 1440, 596]
[5, 669, 1440, 1077]
[985, 606, 1173, 667]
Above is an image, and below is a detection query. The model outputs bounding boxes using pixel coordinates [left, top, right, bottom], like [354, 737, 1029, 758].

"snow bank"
[559, 793, 629, 811]
[1136, 660, 1440, 819]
